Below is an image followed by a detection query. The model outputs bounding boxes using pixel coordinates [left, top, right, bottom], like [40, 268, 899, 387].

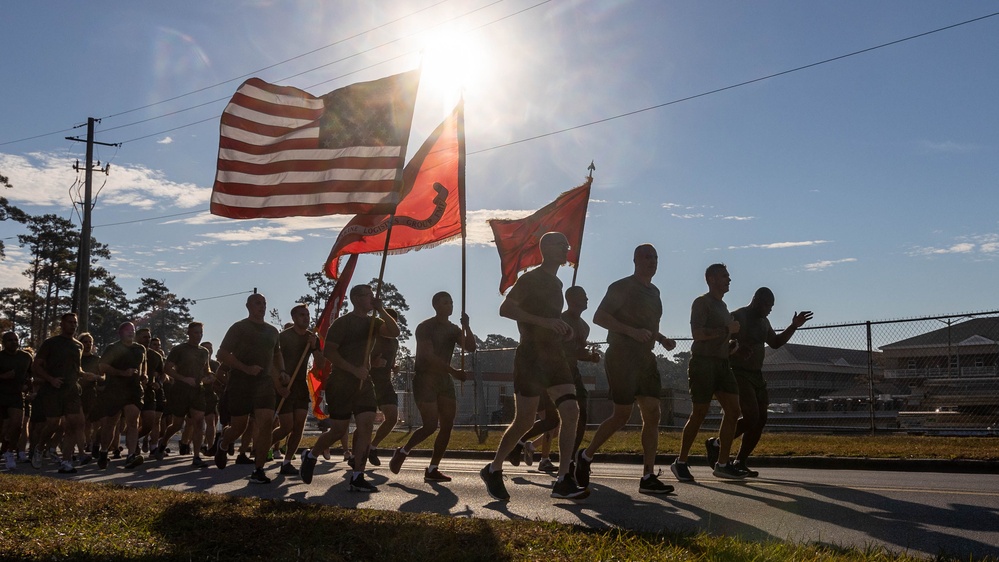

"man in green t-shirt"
[162, 322, 214, 469]
[32, 313, 89, 473]
[576, 244, 677, 495]
[717, 287, 811, 476]
[98, 321, 148, 470]
[1, 331, 32, 471]
[271, 304, 322, 476]
[300, 283, 399, 492]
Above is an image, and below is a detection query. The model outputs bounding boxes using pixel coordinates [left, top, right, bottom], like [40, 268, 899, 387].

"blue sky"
[2, 1, 998, 351]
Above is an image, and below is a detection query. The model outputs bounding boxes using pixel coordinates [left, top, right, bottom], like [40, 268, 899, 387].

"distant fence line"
[376, 310, 999, 437]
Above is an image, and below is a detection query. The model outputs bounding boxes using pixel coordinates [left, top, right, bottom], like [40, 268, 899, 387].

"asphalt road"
[23, 451, 999, 560]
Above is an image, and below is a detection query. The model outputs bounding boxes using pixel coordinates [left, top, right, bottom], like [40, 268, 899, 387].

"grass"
[0, 474, 972, 562]
[307, 428, 999, 461]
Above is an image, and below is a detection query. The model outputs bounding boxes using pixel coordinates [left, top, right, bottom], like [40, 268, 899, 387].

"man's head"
[349, 284, 375, 313]
[1, 331, 19, 352]
[432, 291, 453, 316]
[633, 244, 658, 278]
[705, 263, 731, 295]
[60, 313, 79, 337]
[78, 332, 93, 353]
[187, 322, 204, 345]
[201, 341, 214, 355]
[136, 327, 151, 346]
[150, 338, 162, 351]
[539, 232, 570, 266]
[118, 321, 136, 344]
[750, 287, 775, 317]
[565, 285, 588, 312]
[246, 293, 267, 322]
[290, 303, 310, 329]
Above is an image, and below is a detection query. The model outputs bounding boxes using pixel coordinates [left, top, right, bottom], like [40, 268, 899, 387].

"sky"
[2, 1, 998, 353]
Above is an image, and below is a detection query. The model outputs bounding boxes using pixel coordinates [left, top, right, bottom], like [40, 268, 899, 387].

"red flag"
[307, 253, 358, 420]
[323, 102, 465, 278]
[211, 70, 421, 219]
[488, 178, 592, 294]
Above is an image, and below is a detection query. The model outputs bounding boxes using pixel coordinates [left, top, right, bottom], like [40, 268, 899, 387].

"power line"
[93, 209, 206, 228]
[470, 10, 999, 155]
[99, 0, 455, 121]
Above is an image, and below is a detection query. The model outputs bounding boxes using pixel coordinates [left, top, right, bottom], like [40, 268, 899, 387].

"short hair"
[290, 303, 309, 316]
[705, 263, 727, 279]
[118, 322, 134, 334]
[753, 287, 775, 304]
[565, 286, 586, 300]
[188, 322, 204, 331]
[431, 291, 451, 307]
[61, 313, 78, 322]
[136, 327, 151, 335]
[633, 243, 656, 259]
[1, 331, 18, 342]
[202, 341, 214, 351]
[349, 284, 372, 303]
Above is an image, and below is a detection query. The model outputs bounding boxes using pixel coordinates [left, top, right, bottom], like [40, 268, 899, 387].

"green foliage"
[130, 278, 194, 349]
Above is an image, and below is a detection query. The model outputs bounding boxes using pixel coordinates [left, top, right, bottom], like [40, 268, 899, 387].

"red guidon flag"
[210, 70, 420, 219]
[307, 253, 358, 420]
[323, 102, 465, 278]
[488, 177, 592, 294]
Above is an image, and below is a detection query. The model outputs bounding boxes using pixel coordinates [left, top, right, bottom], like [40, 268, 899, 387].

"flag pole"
[571, 161, 595, 288]
[458, 97, 468, 373]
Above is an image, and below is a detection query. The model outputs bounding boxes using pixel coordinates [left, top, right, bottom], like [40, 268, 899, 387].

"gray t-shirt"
[690, 293, 732, 359]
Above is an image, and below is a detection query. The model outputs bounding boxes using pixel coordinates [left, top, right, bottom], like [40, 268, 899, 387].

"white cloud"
[908, 234, 999, 258]
[200, 226, 303, 244]
[156, 136, 173, 145]
[672, 213, 704, 219]
[728, 240, 830, 250]
[0, 150, 209, 210]
[804, 258, 857, 271]
[717, 215, 755, 221]
[661, 202, 682, 209]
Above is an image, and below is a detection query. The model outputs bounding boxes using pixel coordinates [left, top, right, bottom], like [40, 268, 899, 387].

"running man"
[33, 314, 90, 473]
[575, 244, 677, 494]
[480, 232, 588, 501]
[389, 292, 476, 482]
[98, 321, 147, 470]
[365, 308, 400, 468]
[161, 322, 214, 468]
[272, 304, 322, 477]
[214, 293, 286, 485]
[300, 284, 399, 492]
[671, 263, 744, 482]
[1, 332, 32, 471]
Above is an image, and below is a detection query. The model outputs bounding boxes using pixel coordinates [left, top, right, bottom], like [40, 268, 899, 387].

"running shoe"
[248, 468, 271, 484]
[713, 462, 747, 480]
[367, 447, 381, 466]
[480, 464, 509, 501]
[732, 460, 759, 477]
[58, 460, 77, 474]
[98, 451, 109, 470]
[424, 467, 452, 482]
[639, 470, 675, 494]
[179, 443, 191, 456]
[279, 463, 299, 476]
[670, 460, 695, 482]
[537, 458, 556, 473]
[272, 448, 283, 460]
[300, 451, 318, 484]
[705, 437, 720, 468]
[506, 442, 524, 467]
[124, 453, 144, 469]
[551, 474, 589, 500]
[191, 457, 209, 469]
[3, 451, 15, 470]
[524, 441, 535, 466]
[77, 454, 94, 466]
[31, 448, 42, 470]
[389, 448, 406, 474]
[214, 448, 228, 470]
[349, 473, 378, 492]
[234, 452, 254, 465]
[574, 450, 592, 488]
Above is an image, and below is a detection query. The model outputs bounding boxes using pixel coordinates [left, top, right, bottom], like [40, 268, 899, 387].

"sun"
[418, 28, 490, 99]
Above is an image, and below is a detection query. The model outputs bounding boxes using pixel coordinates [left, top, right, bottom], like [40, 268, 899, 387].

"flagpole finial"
[587, 161, 596, 179]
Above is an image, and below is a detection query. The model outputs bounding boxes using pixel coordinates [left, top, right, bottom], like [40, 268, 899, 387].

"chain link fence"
[389, 311, 999, 436]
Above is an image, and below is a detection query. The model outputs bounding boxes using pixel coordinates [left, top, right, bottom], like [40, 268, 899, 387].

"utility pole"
[66, 117, 119, 332]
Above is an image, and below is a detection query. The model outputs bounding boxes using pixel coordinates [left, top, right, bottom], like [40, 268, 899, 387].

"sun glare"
[419, 29, 490, 98]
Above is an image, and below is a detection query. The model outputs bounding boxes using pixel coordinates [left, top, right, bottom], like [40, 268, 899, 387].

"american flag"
[210, 69, 421, 219]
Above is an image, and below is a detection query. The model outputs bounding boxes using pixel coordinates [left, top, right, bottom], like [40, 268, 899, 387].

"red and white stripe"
[211, 78, 404, 219]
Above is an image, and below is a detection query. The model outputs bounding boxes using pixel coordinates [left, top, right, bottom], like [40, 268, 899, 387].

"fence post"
[867, 321, 876, 435]
[473, 350, 488, 443]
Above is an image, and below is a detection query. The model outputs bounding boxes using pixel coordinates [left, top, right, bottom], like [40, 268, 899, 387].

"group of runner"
[0, 230, 811, 501]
